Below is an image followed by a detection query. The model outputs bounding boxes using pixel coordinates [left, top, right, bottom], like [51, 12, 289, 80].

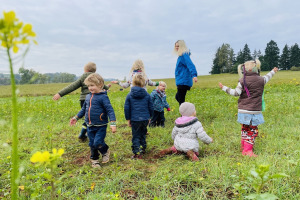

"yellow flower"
[19, 186, 25, 191]
[91, 182, 96, 191]
[30, 151, 50, 163]
[237, 162, 242, 166]
[7, 156, 11, 159]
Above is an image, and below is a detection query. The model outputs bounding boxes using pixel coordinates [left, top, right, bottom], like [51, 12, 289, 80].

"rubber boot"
[155, 146, 177, 158]
[186, 150, 199, 161]
[240, 139, 245, 152]
[242, 142, 257, 157]
[78, 128, 87, 142]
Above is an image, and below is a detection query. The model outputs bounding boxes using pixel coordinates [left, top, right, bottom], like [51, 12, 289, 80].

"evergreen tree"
[279, 44, 290, 70]
[252, 49, 258, 60]
[236, 50, 244, 64]
[262, 40, 280, 71]
[210, 44, 234, 74]
[290, 43, 300, 67]
[210, 47, 221, 74]
[242, 44, 253, 61]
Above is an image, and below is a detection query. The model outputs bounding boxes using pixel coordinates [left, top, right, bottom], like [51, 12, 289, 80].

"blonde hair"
[130, 59, 147, 80]
[174, 40, 190, 56]
[158, 81, 167, 88]
[132, 74, 145, 87]
[238, 59, 261, 78]
[84, 73, 104, 89]
[84, 62, 97, 73]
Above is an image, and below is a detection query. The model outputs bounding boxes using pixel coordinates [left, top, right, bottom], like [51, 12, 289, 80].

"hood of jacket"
[175, 116, 198, 128]
[130, 86, 148, 99]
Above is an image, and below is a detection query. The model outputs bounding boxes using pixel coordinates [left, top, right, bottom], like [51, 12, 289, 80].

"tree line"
[0, 67, 77, 85]
[210, 40, 300, 74]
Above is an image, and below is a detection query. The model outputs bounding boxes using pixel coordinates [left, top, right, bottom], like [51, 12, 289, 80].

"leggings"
[241, 124, 258, 145]
[175, 85, 191, 105]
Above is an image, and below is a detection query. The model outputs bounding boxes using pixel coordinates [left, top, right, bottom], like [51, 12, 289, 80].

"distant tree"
[252, 49, 258, 60]
[235, 50, 244, 64]
[210, 43, 234, 74]
[52, 73, 76, 83]
[242, 44, 252, 61]
[262, 40, 280, 71]
[290, 43, 300, 68]
[18, 67, 36, 84]
[279, 44, 291, 70]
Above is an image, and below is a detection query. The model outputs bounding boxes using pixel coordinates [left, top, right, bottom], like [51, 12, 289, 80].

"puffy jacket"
[172, 116, 212, 153]
[124, 86, 154, 121]
[150, 89, 170, 112]
[77, 91, 116, 126]
[175, 52, 198, 87]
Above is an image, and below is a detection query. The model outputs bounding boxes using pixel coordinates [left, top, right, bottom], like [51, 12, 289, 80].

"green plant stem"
[8, 48, 19, 199]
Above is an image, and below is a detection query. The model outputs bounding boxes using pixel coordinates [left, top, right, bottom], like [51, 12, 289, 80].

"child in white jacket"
[157, 102, 213, 161]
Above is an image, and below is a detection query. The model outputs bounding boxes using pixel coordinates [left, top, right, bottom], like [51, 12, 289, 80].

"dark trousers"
[175, 85, 191, 105]
[149, 111, 165, 127]
[79, 100, 87, 137]
[87, 126, 109, 160]
[131, 120, 148, 155]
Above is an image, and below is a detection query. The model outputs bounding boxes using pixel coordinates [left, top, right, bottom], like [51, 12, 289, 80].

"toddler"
[53, 62, 110, 142]
[124, 74, 154, 159]
[70, 73, 116, 168]
[219, 59, 278, 157]
[111, 59, 158, 90]
[149, 81, 170, 127]
[157, 102, 213, 161]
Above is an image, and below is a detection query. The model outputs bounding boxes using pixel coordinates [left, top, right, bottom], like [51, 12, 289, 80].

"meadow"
[0, 71, 299, 199]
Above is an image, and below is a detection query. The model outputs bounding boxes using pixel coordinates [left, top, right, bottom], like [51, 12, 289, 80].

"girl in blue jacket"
[174, 40, 198, 105]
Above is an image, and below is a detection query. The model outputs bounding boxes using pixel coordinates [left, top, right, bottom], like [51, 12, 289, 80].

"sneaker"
[131, 154, 143, 159]
[102, 150, 110, 163]
[91, 159, 101, 168]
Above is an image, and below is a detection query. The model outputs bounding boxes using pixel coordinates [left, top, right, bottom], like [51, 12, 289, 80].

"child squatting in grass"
[53, 62, 111, 142]
[124, 74, 154, 159]
[70, 73, 116, 168]
[157, 102, 213, 161]
[219, 59, 278, 157]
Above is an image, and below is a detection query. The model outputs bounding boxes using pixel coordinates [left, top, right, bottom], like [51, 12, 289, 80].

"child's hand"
[110, 126, 117, 133]
[127, 120, 131, 127]
[273, 67, 279, 73]
[53, 93, 61, 101]
[111, 81, 118, 84]
[218, 82, 223, 89]
[167, 108, 171, 111]
[70, 117, 77, 126]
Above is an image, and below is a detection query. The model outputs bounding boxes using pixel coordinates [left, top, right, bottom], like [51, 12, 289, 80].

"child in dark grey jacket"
[124, 74, 154, 159]
[157, 102, 213, 161]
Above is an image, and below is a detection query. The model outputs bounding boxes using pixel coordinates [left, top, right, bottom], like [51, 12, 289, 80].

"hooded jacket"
[124, 86, 154, 121]
[77, 91, 116, 126]
[175, 52, 198, 87]
[150, 89, 170, 112]
[172, 116, 212, 153]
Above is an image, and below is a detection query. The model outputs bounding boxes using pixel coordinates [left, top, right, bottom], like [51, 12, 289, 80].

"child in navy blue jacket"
[70, 73, 116, 168]
[149, 81, 170, 127]
[124, 74, 154, 159]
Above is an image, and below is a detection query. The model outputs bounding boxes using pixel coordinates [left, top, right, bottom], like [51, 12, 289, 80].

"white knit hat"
[179, 102, 196, 117]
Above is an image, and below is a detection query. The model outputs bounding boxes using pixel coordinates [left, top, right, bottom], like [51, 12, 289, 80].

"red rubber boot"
[242, 142, 257, 157]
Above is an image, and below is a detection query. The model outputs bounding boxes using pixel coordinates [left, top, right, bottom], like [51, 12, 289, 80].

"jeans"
[175, 85, 191, 105]
[87, 125, 108, 160]
[149, 111, 165, 127]
[131, 120, 148, 154]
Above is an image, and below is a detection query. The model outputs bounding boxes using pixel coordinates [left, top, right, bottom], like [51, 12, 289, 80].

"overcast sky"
[1, 0, 299, 79]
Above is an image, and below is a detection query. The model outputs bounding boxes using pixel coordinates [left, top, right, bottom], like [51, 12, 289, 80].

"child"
[70, 73, 116, 168]
[111, 59, 159, 90]
[124, 74, 154, 159]
[53, 62, 110, 142]
[149, 81, 170, 127]
[157, 102, 213, 161]
[219, 59, 278, 157]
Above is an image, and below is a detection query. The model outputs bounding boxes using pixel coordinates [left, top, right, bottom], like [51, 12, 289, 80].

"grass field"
[0, 71, 300, 199]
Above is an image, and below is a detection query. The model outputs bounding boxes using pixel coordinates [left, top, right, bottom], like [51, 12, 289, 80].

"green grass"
[0, 71, 300, 199]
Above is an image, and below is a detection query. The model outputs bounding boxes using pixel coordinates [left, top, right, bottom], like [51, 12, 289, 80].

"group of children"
[54, 57, 278, 168]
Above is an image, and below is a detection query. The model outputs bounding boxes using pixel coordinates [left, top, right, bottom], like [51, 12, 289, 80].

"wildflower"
[91, 182, 96, 191]
[237, 162, 242, 166]
[30, 151, 50, 164]
[18, 186, 25, 191]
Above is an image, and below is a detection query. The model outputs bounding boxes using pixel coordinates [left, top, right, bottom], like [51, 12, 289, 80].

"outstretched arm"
[219, 82, 242, 96]
[263, 67, 278, 84]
